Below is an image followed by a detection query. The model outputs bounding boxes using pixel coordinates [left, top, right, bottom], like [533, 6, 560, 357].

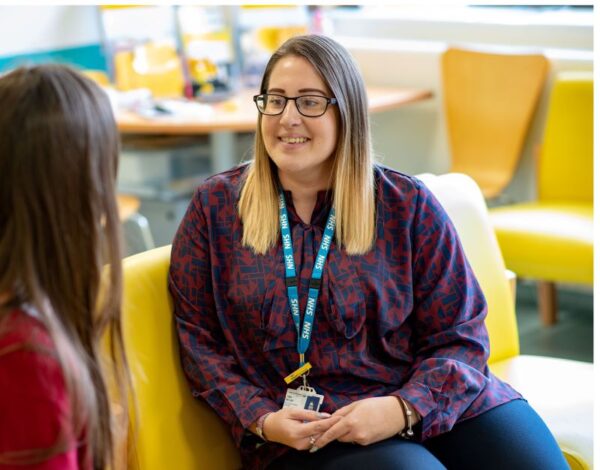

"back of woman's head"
[0, 64, 124, 469]
[0, 64, 121, 313]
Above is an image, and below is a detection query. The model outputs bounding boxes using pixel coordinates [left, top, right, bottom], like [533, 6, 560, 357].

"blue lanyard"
[279, 191, 335, 367]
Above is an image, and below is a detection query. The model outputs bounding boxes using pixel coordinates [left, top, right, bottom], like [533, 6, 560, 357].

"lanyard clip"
[283, 361, 312, 385]
[299, 353, 309, 389]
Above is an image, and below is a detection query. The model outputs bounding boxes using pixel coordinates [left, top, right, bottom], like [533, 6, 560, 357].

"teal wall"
[0, 44, 107, 73]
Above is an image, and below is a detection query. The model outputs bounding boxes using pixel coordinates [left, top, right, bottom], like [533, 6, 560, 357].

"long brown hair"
[0, 64, 127, 469]
[238, 34, 375, 255]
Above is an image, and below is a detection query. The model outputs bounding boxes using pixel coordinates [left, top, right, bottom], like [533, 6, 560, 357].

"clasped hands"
[262, 396, 409, 452]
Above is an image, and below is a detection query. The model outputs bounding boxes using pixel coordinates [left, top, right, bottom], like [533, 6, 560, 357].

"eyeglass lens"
[257, 94, 329, 116]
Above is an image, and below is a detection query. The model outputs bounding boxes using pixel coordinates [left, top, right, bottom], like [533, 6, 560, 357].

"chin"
[276, 162, 308, 175]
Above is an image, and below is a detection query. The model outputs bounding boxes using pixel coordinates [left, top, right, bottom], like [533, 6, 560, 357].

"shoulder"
[373, 164, 429, 206]
[0, 307, 55, 352]
[373, 165, 451, 231]
[0, 308, 67, 407]
[182, 164, 248, 230]
[0, 309, 74, 458]
[192, 163, 249, 206]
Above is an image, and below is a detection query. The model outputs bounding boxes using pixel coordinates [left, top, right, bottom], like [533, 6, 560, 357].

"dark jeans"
[267, 399, 569, 470]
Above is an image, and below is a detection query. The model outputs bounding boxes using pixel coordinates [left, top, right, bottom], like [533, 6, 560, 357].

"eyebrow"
[267, 87, 328, 95]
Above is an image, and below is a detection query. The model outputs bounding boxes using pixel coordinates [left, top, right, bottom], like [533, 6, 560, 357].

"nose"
[279, 99, 302, 126]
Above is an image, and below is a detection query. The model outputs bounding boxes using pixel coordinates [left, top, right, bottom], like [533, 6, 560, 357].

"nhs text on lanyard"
[279, 191, 335, 393]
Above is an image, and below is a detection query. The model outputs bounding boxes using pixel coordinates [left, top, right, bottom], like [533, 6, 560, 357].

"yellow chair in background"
[441, 48, 548, 198]
[489, 72, 593, 325]
[117, 172, 592, 469]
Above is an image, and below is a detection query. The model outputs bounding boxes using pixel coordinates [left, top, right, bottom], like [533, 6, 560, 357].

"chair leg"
[123, 213, 155, 255]
[538, 281, 557, 326]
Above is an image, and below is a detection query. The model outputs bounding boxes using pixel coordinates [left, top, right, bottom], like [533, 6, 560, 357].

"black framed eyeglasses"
[253, 93, 338, 118]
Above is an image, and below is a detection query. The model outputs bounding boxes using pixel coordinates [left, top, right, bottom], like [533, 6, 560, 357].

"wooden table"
[116, 86, 432, 173]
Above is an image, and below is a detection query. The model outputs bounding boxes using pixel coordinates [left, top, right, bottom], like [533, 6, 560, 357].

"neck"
[278, 161, 334, 198]
[278, 167, 333, 224]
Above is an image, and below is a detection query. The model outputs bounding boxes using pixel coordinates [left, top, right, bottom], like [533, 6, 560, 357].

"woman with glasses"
[169, 35, 567, 470]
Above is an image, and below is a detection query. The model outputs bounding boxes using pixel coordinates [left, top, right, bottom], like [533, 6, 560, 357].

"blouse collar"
[282, 189, 333, 228]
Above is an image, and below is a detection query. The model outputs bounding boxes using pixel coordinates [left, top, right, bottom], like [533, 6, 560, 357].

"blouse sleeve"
[168, 188, 279, 447]
[0, 346, 79, 469]
[395, 180, 491, 441]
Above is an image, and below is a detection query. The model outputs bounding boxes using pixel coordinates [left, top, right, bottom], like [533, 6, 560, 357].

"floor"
[515, 281, 593, 363]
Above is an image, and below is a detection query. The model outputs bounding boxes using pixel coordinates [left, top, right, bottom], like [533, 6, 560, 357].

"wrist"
[396, 397, 417, 439]
[255, 412, 274, 442]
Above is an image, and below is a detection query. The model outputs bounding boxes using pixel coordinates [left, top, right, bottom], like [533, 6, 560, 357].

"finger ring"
[309, 436, 316, 446]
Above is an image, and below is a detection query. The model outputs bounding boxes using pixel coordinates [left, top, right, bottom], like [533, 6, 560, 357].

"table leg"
[210, 131, 237, 174]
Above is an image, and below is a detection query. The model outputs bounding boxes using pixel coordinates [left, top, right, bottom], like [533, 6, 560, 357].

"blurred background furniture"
[117, 172, 592, 469]
[441, 48, 548, 199]
[488, 71, 593, 326]
[117, 194, 155, 255]
[418, 172, 592, 470]
[98, 5, 189, 98]
[236, 5, 309, 87]
[99, 5, 239, 100]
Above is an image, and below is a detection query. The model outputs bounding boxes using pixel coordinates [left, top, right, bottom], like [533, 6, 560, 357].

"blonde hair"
[239, 35, 375, 255]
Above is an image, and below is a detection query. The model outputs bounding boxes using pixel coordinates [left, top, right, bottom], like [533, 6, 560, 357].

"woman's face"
[261, 55, 338, 184]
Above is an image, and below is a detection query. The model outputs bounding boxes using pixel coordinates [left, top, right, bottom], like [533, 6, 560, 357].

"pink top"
[0, 308, 89, 469]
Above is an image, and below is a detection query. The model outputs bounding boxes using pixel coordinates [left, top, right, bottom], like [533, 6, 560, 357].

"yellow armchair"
[417, 173, 592, 470]
[489, 72, 593, 325]
[119, 173, 592, 469]
[121, 245, 240, 470]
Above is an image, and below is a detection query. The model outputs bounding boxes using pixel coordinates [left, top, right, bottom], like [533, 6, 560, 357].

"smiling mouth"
[279, 137, 309, 144]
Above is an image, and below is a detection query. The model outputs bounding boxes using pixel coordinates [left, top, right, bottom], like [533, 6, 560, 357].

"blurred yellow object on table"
[114, 42, 185, 98]
[256, 26, 308, 52]
[82, 70, 110, 86]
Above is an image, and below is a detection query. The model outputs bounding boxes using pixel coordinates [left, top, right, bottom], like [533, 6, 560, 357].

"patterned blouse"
[168, 164, 521, 469]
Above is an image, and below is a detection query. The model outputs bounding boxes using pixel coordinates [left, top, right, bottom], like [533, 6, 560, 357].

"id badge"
[283, 386, 324, 412]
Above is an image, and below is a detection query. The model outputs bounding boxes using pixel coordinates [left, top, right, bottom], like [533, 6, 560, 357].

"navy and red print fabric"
[168, 164, 521, 469]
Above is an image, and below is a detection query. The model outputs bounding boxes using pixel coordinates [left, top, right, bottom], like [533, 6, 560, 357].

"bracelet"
[255, 412, 273, 442]
[397, 397, 415, 439]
